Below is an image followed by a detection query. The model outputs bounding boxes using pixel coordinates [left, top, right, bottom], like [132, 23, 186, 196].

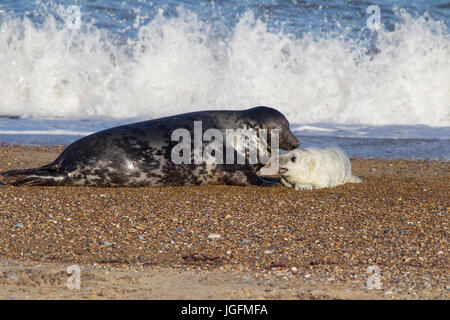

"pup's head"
[279, 150, 298, 175]
[278, 149, 313, 178]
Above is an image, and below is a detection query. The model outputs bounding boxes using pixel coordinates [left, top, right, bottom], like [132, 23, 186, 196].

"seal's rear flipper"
[0, 167, 67, 186]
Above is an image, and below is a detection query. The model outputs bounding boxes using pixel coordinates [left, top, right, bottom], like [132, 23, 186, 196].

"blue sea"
[0, 0, 449, 159]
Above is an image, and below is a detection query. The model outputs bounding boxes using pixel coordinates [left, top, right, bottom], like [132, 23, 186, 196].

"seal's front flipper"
[223, 170, 272, 187]
[0, 166, 68, 186]
[246, 174, 278, 187]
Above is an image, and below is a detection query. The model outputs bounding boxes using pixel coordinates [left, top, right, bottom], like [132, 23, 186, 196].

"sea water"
[0, 0, 448, 159]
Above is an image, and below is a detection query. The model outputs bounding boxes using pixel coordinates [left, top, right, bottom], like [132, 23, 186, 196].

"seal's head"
[244, 106, 299, 151]
[278, 149, 307, 180]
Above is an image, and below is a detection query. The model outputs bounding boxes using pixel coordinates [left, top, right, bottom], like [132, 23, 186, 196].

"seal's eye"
[291, 156, 296, 162]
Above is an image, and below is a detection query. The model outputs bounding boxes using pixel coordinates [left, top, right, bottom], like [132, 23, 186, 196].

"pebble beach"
[0, 144, 448, 299]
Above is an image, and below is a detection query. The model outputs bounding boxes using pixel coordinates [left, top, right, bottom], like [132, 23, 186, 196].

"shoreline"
[0, 145, 448, 299]
[1, 132, 449, 160]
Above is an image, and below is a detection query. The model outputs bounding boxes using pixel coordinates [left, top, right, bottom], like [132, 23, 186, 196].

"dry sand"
[0, 144, 448, 299]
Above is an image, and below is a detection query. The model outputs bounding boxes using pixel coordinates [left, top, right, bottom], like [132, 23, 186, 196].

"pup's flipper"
[295, 183, 314, 191]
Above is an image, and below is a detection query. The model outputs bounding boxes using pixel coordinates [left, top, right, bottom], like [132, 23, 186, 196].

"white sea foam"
[0, 8, 448, 127]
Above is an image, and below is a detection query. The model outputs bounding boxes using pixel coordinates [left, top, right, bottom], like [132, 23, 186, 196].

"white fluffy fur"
[278, 147, 361, 190]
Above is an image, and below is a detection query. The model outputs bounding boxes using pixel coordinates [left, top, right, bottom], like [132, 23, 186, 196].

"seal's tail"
[0, 167, 67, 186]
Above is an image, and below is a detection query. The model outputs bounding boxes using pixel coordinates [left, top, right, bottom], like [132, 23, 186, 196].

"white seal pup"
[278, 147, 361, 190]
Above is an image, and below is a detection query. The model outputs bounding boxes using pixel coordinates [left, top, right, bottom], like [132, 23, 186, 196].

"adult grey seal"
[1, 106, 299, 186]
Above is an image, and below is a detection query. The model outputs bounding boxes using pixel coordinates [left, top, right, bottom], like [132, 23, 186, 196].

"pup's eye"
[291, 156, 296, 162]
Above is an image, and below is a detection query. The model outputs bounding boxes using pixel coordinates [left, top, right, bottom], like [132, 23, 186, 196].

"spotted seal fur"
[1, 106, 299, 186]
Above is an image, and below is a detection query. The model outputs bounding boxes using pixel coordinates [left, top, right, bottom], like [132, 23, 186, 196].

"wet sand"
[0, 144, 448, 299]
